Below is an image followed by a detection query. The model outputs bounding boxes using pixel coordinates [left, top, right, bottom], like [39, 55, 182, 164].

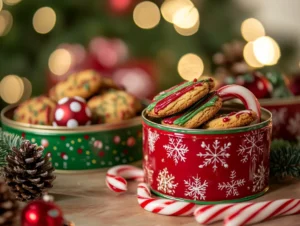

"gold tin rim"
[259, 95, 300, 106]
[1, 105, 142, 134]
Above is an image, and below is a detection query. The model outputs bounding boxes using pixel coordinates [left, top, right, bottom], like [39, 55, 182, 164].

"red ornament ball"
[236, 72, 273, 99]
[53, 96, 92, 128]
[21, 199, 64, 226]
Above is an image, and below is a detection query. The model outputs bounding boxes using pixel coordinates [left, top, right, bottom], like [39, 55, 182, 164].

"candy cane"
[137, 183, 197, 216]
[217, 85, 261, 123]
[106, 165, 144, 193]
[224, 199, 300, 226]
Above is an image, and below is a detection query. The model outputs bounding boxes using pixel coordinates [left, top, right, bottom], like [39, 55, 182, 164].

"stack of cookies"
[145, 78, 258, 129]
[13, 70, 142, 126]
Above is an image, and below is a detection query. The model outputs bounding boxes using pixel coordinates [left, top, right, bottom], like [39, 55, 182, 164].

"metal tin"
[142, 105, 272, 204]
[260, 96, 300, 141]
[1, 105, 143, 172]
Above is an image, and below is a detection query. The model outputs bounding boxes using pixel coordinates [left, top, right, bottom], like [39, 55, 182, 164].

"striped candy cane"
[137, 183, 197, 216]
[106, 165, 144, 193]
[217, 85, 261, 123]
[224, 199, 300, 226]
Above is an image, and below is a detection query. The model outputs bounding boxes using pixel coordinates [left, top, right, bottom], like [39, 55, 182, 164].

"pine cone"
[0, 180, 18, 226]
[4, 140, 56, 202]
[213, 40, 251, 77]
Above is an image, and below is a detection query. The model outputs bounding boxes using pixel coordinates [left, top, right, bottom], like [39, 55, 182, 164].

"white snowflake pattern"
[237, 130, 264, 164]
[163, 138, 189, 165]
[287, 113, 300, 140]
[197, 140, 231, 172]
[252, 162, 269, 192]
[148, 129, 159, 153]
[218, 171, 245, 197]
[157, 168, 178, 195]
[144, 164, 154, 184]
[184, 175, 208, 200]
[271, 108, 287, 128]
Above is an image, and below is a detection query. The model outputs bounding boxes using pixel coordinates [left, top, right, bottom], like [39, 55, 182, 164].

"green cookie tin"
[1, 105, 143, 172]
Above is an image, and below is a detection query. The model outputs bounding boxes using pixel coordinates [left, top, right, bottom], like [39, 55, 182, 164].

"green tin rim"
[151, 187, 269, 205]
[1, 105, 142, 134]
[142, 105, 272, 135]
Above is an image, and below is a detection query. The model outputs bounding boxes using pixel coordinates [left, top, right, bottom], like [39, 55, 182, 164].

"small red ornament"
[21, 195, 64, 226]
[236, 72, 273, 99]
[107, 0, 135, 15]
[53, 96, 92, 128]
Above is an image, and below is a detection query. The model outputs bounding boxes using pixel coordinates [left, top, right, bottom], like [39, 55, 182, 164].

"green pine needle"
[270, 139, 300, 181]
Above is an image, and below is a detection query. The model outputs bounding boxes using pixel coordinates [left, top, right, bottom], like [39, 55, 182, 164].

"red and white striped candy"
[224, 199, 300, 226]
[106, 165, 144, 193]
[217, 85, 261, 123]
[137, 183, 197, 216]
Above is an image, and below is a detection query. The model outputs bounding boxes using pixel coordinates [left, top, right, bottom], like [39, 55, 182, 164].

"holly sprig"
[270, 139, 300, 181]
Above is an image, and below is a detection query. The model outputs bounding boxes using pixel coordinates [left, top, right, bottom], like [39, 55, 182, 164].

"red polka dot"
[60, 136, 66, 140]
[84, 135, 89, 140]
[98, 151, 105, 157]
[77, 149, 83, 154]
[21, 132, 26, 138]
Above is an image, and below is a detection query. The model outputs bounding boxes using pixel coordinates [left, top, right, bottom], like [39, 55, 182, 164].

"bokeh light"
[0, 75, 25, 104]
[243, 42, 263, 68]
[33, 7, 56, 34]
[178, 53, 204, 81]
[172, 5, 199, 29]
[20, 77, 32, 102]
[3, 0, 21, 6]
[160, 0, 193, 23]
[241, 18, 265, 42]
[133, 1, 160, 29]
[0, 0, 3, 11]
[0, 10, 13, 36]
[174, 17, 199, 36]
[253, 36, 281, 65]
[48, 49, 72, 76]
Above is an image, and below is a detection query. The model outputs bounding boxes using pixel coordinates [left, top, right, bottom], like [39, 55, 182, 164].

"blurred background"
[0, 0, 299, 105]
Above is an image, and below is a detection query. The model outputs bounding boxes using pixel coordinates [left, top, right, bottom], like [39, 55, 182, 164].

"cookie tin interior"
[142, 103, 272, 135]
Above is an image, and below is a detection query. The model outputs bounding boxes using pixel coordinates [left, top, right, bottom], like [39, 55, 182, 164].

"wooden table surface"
[50, 169, 300, 226]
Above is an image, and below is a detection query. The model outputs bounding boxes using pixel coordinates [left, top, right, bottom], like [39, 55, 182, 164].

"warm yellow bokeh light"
[48, 49, 72, 76]
[20, 77, 32, 102]
[33, 7, 56, 34]
[0, 75, 24, 104]
[241, 18, 265, 42]
[3, 0, 21, 6]
[243, 42, 263, 68]
[178, 53, 204, 81]
[133, 1, 160, 29]
[0, 0, 3, 11]
[173, 5, 199, 29]
[0, 10, 13, 36]
[174, 18, 199, 36]
[253, 36, 281, 65]
[161, 0, 193, 23]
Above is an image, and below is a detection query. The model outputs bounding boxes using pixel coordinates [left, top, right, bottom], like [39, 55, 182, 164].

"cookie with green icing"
[146, 78, 215, 118]
[162, 92, 222, 128]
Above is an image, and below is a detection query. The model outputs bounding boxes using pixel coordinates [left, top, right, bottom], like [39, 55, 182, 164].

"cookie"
[13, 96, 56, 125]
[49, 70, 102, 101]
[162, 92, 222, 128]
[203, 110, 258, 129]
[87, 90, 142, 123]
[146, 78, 215, 118]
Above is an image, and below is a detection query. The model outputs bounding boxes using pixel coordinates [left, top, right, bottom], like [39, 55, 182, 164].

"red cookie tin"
[260, 96, 300, 141]
[142, 104, 272, 204]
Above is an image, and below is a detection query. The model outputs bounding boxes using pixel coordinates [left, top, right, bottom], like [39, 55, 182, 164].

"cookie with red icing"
[13, 96, 56, 125]
[203, 110, 258, 129]
[161, 92, 222, 128]
[146, 78, 215, 118]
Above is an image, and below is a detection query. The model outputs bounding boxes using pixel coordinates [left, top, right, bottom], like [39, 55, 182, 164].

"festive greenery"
[0, 130, 23, 169]
[270, 140, 300, 181]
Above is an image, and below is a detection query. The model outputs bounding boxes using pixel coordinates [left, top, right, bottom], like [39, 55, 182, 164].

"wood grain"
[50, 170, 300, 226]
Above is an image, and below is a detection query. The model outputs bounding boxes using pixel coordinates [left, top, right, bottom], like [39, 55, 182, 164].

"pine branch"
[270, 139, 300, 181]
